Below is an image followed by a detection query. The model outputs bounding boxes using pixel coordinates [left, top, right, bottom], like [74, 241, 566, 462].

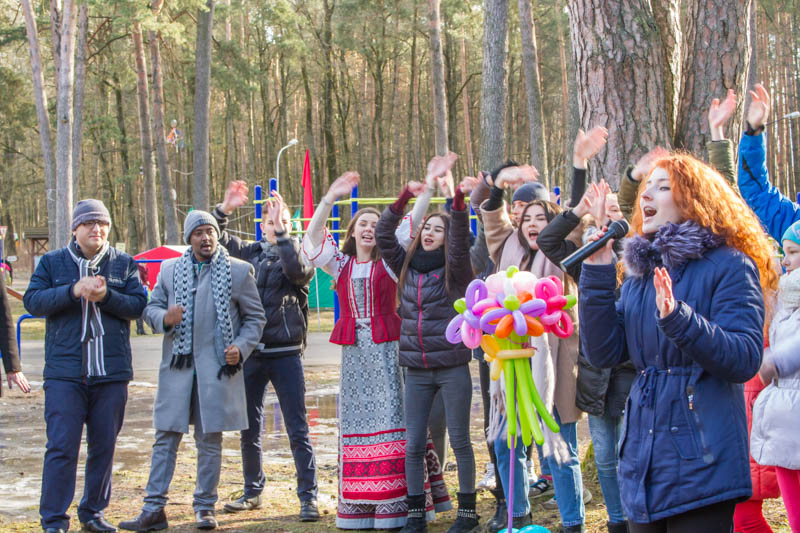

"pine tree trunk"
[479, 0, 508, 171]
[114, 75, 138, 252]
[651, 0, 682, 140]
[149, 0, 180, 244]
[429, 0, 449, 156]
[54, 0, 78, 247]
[21, 0, 57, 246]
[323, 0, 337, 184]
[193, 0, 215, 211]
[72, 3, 88, 197]
[675, 0, 752, 153]
[567, 0, 671, 187]
[460, 37, 475, 175]
[132, 23, 161, 249]
[518, 0, 548, 183]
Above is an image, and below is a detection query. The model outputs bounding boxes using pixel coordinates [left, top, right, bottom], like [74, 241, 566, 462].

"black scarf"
[409, 247, 445, 273]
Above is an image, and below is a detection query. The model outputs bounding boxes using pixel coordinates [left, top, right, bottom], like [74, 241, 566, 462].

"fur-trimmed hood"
[623, 221, 725, 278]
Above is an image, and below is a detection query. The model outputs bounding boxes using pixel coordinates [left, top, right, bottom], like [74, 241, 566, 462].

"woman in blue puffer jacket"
[578, 153, 778, 532]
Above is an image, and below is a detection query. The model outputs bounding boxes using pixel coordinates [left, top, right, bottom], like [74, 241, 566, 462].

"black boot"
[607, 521, 629, 533]
[486, 489, 507, 533]
[399, 494, 427, 533]
[446, 492, 480, 533]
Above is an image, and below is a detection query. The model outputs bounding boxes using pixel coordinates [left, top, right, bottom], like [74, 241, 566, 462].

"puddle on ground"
[0, 378, 485, 521]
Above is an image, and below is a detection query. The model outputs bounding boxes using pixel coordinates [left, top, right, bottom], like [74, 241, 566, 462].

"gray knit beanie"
[183, 210, 220, 244]
[512, 182, 550, 204]
[72, 199, 111, 231]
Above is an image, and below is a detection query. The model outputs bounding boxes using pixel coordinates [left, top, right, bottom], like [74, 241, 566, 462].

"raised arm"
[706, 89, 737, 186]
[306, 172, 360, 251]
[376, 183, 421, 276]
[481, 164, 538, 263]
[570, 126, 608, 207]
[399, 153, 459, 247]
[213, 180, 261, 259]
[448, 184, 474, 290]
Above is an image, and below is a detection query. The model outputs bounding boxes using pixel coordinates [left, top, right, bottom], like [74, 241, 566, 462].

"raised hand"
[325, 171, 360, 202]
[221, 180, 249, 215]
[708, 89, 737, 141]
[425, 152, 459, 186]
[589, 181, 610, 225]
[407, 181, 425, 197]
[437, 172, 455, 198]
[459, 176, 479, 194]
[496, 164, 539, 189]
[164, 305, 184, 327]
[747, 83, 770, 130]
[631, 146, 669, 182]
[573, 126, 609, 169]
[653, 266, 676, 318]
[268, 190, 288, 232]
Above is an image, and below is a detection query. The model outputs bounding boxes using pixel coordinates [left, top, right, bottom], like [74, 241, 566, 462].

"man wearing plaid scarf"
[24, 199, 147, 533]
[120, 211, 265, 532]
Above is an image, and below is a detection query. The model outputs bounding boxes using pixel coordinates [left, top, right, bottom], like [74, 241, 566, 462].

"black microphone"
[559, 218, 630, 272]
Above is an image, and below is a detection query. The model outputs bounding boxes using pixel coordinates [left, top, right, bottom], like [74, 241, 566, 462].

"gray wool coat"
[143, 256, 266, 434]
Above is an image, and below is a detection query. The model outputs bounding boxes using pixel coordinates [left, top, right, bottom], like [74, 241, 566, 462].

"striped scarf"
[67, 239, 110, 377]
[171, 246, 239, 378]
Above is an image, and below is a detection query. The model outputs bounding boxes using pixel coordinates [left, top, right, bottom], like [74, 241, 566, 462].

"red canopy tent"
[134, 245, 188, 290]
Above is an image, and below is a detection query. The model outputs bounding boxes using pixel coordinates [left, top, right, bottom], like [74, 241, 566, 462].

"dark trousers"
[40, 379, 127, 530]
[240, 355, 318, 502]
[628, 499, 737, 533]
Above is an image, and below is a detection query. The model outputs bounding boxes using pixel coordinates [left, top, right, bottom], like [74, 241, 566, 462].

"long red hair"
[632, 153, 778, 317]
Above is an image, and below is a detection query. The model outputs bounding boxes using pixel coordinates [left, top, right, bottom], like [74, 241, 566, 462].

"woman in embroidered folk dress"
[303, 171, 450, 530]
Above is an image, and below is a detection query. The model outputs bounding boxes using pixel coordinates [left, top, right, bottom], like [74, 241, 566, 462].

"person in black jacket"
[24, 199, 146, 533]
[537, 130, 635, 533]
[1, 271, 29, 396]
[212, 181, 319, 522]
[376, 170, 477, 533]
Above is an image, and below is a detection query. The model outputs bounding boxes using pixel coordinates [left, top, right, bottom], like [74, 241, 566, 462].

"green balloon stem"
[525, 367, 560, 433]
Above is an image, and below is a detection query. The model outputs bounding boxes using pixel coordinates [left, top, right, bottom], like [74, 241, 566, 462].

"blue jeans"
[545, 408, 584, 528]
[588, 412, 626, 524]
[494, 431, 530, 517]
[240, 355, 318, 502]
[40, 379, 127, 530]
[536, 443, 552, 478]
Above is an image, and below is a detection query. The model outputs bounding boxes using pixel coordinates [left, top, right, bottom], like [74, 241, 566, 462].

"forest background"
[1, 0, 799, 258]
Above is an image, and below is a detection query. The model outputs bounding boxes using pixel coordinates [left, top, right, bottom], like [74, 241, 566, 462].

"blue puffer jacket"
[579, 222, 764, 524]
[23, 246, 146, 384]
[738, 132, 800, 241]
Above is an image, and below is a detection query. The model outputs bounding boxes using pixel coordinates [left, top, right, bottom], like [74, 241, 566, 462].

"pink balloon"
[539, 310, 561, 326]
[445, 315, 464, 344]
[546, 295, 568, 313]
[485, 273, 506, 299]
[549, 313, 574, 338]
[461, 324, 482, 349]
[511, 270, 538, 294]
[534, 277, 558, 300]
[549, 275, 564, 295]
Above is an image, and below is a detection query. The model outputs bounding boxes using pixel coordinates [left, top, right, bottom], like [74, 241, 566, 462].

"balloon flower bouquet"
[446, 266, 577, 533]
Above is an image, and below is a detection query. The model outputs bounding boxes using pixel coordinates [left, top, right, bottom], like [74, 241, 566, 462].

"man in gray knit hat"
[120, 211, 265, 532]
[24, 199, 147, 533]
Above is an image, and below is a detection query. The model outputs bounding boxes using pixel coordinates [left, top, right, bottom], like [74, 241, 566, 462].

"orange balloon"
[481, 335, 500, 357]
[525, 315, 545, 337]
[495, 314, 514, 338]
[519, 291, 532, 304]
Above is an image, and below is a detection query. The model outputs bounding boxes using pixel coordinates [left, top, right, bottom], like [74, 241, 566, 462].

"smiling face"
[420, 215, 446, 251]
[639, 167, 683, 234]
[353, 212, 379, 250]
[520, 204, 549, 250]
[190, 224, 218, 261]
[72, 220, 110, 257]
[783, 240, 800, 273]
[606, 194, 623, 222]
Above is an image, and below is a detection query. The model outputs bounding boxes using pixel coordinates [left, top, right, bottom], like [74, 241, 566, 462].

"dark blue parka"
[23, 246, 146, 384]
[579, 224, 764, 524]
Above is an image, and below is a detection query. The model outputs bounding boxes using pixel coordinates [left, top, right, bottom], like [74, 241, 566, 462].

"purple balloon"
[473, 297, 498, 315]
[480, 307, 509, 333]
[465, 279, 488, 308]
[463, 310, 481, 329]
[513, 310, 528, 336]
[445, 315, 464, 344]
[520, 298, 546, 316]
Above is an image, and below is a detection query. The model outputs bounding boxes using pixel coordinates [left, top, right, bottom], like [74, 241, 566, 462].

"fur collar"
[623, 220, 724, 278]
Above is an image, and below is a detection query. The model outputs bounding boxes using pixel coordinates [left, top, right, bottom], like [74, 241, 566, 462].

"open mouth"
[423, 238, 434, 247]
[527, 230, 539, 242]
[360, 233, 374, 243]
[642, 206, 657, 219]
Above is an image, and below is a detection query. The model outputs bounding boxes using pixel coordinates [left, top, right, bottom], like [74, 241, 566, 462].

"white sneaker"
[476, 462, 496, 491]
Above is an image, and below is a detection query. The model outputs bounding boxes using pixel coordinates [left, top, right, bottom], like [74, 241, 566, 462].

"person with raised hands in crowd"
[537, 127, 635, 533]
[24, 199, 146, 533]
[211, 182, 320, 522]
[477, 162, 586, 533]
[579, 151, 778, 532]
[750, 219, 800, 533]
[119, 212, 265, 532]
[375, 155, 477, 533]
[303, 171, 451, 530]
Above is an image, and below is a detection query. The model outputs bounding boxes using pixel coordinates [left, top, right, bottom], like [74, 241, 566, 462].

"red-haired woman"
[580, 154, 777, 532]
[303, 172, 450, 530]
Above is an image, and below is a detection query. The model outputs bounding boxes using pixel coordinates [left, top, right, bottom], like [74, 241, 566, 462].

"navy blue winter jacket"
[579, 222, 764, 523]
[23, 246, 146, 383]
